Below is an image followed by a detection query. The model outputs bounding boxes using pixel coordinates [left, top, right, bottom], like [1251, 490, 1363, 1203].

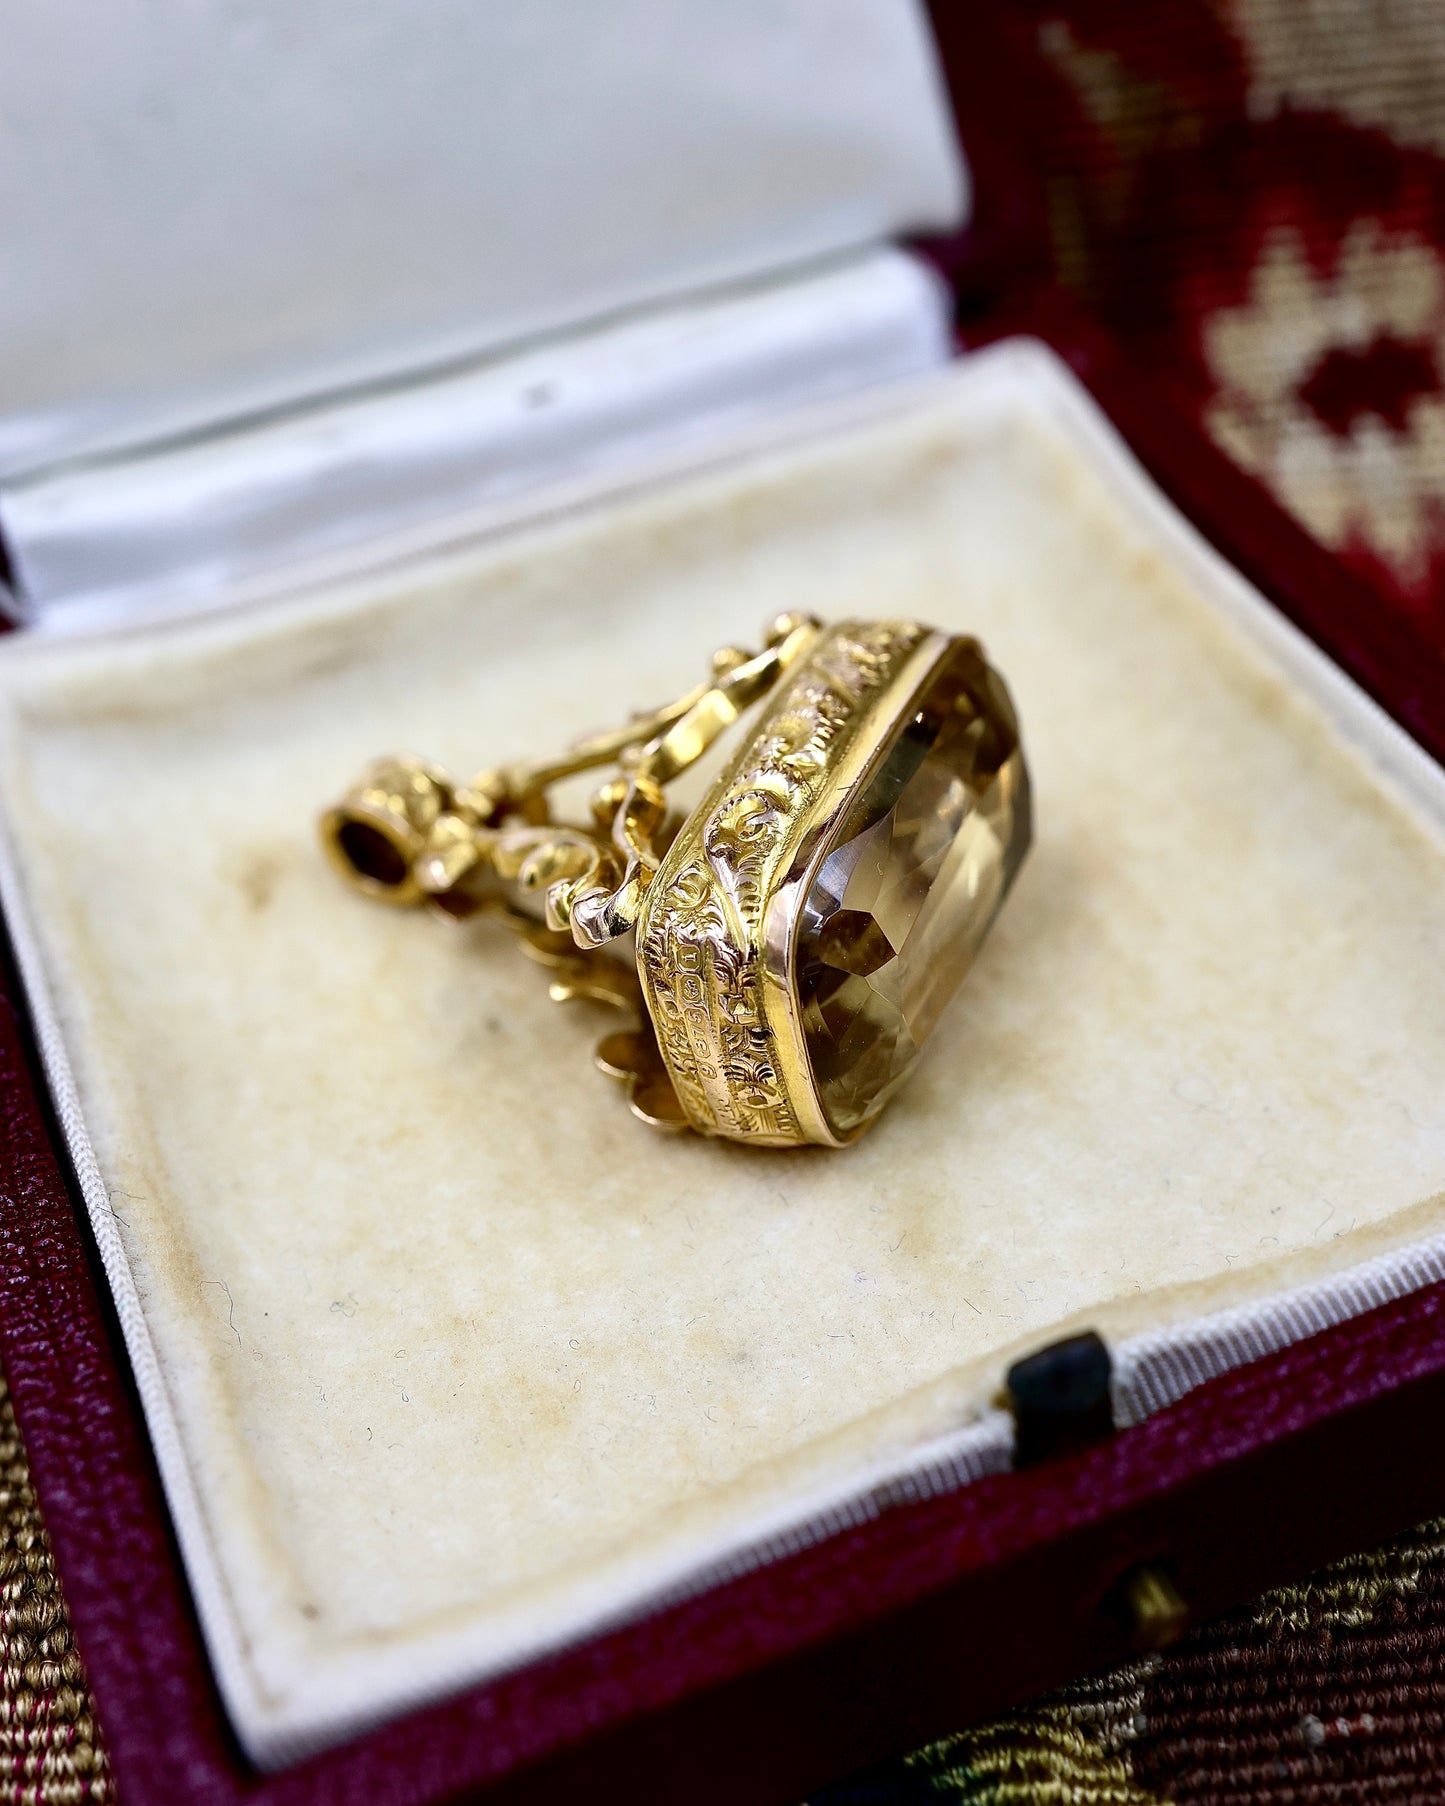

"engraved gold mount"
[321, 615, 1031, 1148]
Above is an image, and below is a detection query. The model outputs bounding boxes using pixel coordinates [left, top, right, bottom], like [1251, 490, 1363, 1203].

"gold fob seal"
[321, 615, 1030, 1148]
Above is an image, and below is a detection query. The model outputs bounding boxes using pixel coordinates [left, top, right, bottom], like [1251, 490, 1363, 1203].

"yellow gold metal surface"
[1120, 1563, 1189, 1652]
[496, 904, 690, 1131]
[635, 621, 933, 1145]
[321, 612, 1029, 1149]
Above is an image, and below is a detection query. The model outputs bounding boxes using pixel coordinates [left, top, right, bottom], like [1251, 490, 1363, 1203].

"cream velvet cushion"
[0, 344, 1442, 1760]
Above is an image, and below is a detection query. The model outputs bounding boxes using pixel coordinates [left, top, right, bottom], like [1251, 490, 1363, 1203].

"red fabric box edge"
[4, 10, 1445, 1798]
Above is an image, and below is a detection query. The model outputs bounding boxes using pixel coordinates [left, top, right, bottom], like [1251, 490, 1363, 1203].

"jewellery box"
[2, 5, 1444, 1803]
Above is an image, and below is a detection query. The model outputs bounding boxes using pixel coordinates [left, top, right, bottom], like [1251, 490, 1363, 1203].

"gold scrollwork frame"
[636, 619, 947, 1147]
[320, 614, 1015, 1148]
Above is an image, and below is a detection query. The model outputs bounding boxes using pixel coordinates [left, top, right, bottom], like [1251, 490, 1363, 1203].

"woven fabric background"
[989, 0, 1445, 651]
[10, 3, 1445, 1802]
[812, 1520, 1445, 1805]
[0, 1379, 108, 1804]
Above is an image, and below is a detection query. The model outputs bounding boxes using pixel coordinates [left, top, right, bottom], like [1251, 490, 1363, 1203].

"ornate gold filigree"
[320, 613, 1028, 1148]
[494, 905, 690, 1131]
[542, 613, 821, 947]
[320, 614, 825, 1133]
[635, 620, 927, 1144]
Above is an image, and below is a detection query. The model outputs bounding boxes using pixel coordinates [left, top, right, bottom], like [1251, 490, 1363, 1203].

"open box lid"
[0, 0, 966, 624]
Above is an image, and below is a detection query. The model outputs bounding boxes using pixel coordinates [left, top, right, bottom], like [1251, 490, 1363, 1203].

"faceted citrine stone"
[793, 639, 1031, 1138]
